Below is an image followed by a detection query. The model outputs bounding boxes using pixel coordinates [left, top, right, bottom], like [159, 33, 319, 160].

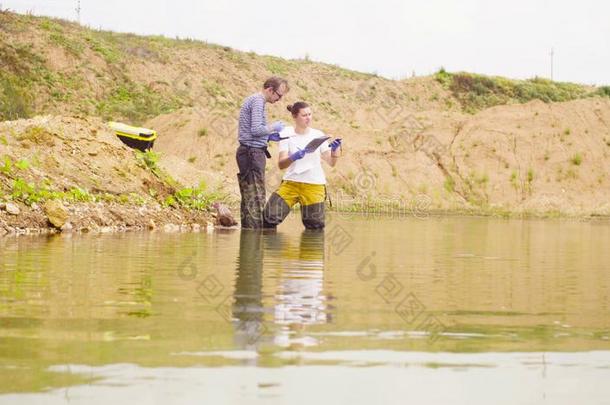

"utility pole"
[550, 47, 554, 81]
[75, 0, 81, 24]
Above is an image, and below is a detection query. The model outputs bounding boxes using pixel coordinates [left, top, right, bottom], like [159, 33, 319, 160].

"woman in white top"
[263, 101, 342, 230]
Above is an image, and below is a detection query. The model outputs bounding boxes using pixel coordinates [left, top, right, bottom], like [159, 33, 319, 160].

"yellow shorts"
[276, 181, 325, 207]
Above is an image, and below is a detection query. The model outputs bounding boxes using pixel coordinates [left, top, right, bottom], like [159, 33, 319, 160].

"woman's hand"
[278, 150, 305, 169]
[329, 138, 342, 153]
[289, 149, 307, 161]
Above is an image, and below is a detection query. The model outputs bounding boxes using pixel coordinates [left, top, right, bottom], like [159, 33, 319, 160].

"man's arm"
[250, 97, 270, 137]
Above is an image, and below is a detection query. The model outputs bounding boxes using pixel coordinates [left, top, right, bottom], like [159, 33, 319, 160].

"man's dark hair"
[263, 76, 289, 92]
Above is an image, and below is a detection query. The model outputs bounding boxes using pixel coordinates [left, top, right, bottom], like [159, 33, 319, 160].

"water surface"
[1, 213, 609, 404]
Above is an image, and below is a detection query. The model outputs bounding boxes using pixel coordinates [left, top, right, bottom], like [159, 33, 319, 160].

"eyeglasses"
[273, 89, 284, 99]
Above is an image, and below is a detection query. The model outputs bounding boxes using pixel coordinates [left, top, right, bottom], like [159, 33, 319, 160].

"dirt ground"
[0, 116, 218, 236]
[149, 97, 610, 217]
[1, 11, 609, 238]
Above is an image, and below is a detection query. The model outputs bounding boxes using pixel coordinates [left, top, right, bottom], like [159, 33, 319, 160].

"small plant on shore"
[128, 192, 146, 206]
[1, 156, 12, 174]
[198, 128, 208, 137]
[163, 182, 227, 210]
[525, 168, 535, 194]
[15, 159, 30, 171]
[16, 126, 55, 146]
[133, 149, 181, 190]
[67, 187, 94, 202]
[570, 153, 582, 166]
[11, 178, 38, 204]
[135, 150, 161, 172]
[163, 195, 177, 207]
[510, 171, 519, 189]
[443, 177, 455, 193]
[10, 178, 61, 205]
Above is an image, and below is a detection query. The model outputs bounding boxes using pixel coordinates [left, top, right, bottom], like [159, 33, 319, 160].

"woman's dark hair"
[287, 101, 309, 116]
[263, 76, 289, 92]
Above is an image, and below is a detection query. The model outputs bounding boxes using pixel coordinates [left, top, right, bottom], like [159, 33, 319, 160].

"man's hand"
[268, 132, 282, 142]
[270, 121, 285, 133]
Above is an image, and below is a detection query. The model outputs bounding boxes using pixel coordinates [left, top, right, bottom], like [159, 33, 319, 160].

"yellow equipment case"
[108, 122, 157, 152]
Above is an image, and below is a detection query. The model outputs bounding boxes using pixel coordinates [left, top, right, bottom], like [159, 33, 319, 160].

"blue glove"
[270, 121, 285, 133]
[289, 148, 306, 162]
[329, 138, 342, 152]
[268, 132, 281, 142]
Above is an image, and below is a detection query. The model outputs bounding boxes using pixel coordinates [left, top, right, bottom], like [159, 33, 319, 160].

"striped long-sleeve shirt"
[238, 93, 270, 148]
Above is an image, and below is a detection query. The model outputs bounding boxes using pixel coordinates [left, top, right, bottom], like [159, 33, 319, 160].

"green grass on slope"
[435, 68, 608, 113]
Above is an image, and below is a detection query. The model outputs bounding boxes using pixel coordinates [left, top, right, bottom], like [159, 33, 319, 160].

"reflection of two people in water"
[232, 229, 329, 348]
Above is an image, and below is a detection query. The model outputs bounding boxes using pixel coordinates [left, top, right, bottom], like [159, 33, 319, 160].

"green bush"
[0, 75, 31, 121]
[593, 86, 610, 98]
[135, 150, 161, 171]
[10, 178, 62, 205]
[435, 69, 593, 113]
[164, 183, 227, 210]
[434, 67, 452, 87]
[67, 187, 94, 202]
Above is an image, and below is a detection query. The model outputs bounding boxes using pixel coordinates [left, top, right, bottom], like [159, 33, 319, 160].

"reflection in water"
[232, 230, 265, 348]
[232, 230, 329, 349]
[273, 231, 328, 347]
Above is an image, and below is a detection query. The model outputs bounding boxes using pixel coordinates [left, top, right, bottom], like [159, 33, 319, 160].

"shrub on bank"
[435, 69, 605, 113]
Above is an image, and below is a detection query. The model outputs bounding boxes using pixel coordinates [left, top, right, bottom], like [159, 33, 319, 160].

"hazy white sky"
[3, 0, 609, 84]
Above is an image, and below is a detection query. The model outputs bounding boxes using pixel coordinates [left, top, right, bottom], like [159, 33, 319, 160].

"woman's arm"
[278, 151, 292, 170]
[322, 140, 341, 167]
[321, 151, 338, 167]
[321, 138, 341, 167]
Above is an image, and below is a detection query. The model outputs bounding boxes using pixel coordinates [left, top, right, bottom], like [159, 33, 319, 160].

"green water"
[1, 213, 609, 404]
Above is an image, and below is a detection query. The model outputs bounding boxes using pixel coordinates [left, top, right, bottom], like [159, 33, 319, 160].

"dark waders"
[236, 144, 271, 229]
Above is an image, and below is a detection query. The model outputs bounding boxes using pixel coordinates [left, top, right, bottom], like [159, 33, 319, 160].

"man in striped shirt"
[236, 77, 289, 229]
